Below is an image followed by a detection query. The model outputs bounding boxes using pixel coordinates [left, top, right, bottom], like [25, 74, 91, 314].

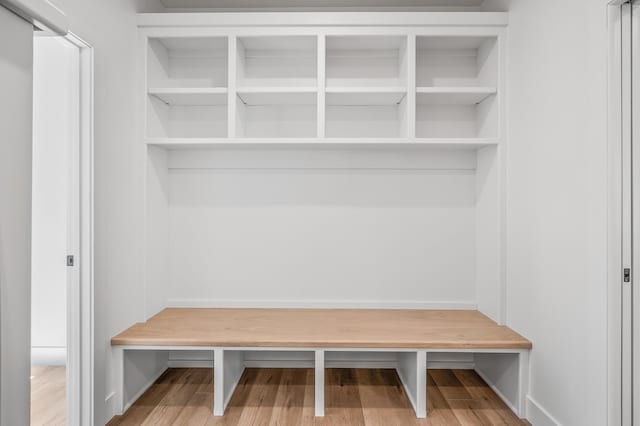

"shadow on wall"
[481, 0, 511, 12]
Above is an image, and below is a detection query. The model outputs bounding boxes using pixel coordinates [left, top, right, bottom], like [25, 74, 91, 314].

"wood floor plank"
[31, 366, 66, 426]
[453, 370, 523, 425]
[109, 367, 529, 426]
[170, 368, 214, 426]
[429, 369, 473, 400]
[318, 368, 365, 426]
[421, 374, 461, 426]
[171, 391, 212, 426]
[108, 369, 189, 426]
[268, 368, 310, 426]
[301, 368, 317, 425]
[357, 369, 414, 426]
[447, 399, 498, 426]
[140, 368, 209, 425]
[236, 368, 283, 425]
[206, 369, 258, 426]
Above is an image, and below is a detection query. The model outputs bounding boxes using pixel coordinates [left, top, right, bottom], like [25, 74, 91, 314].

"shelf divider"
[317, 34, 326, 138]
[407, 34, 417, 138]
[228, 35, 237, 138]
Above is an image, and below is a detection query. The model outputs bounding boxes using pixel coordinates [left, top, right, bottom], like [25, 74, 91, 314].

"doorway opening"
[30, 32, 93, 426]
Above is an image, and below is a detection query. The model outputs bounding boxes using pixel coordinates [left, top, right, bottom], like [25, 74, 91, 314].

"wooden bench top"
[111, 308, 531, 350]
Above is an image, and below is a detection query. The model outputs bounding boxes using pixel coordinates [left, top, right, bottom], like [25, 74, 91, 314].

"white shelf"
[416, 87, 496, 105]
[148, 87, 228, 106]
[326, 87, 406, 106]
[236, 87, 317, 106]
[145, 137, 499, 150]
[237, 86, 317, 93]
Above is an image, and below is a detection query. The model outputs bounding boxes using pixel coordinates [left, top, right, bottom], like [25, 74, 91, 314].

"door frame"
[61, 32, 94, 426]
[608, 1, 636, 425]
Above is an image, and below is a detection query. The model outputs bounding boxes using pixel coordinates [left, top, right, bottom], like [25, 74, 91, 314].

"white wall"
[145, 148, 493, 312]
[164, 149, 478, 309]
[0, 6, 34, 425]
[31, 36, 74, 366]
[43, 0, 165, 424]
[505, 0, 608, 424]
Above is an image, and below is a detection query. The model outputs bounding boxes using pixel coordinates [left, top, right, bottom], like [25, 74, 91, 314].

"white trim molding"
[0, 0, 67, 34]
[31, 347, 67, 366]
[167, 298, 478, 310]
[137, 11, 508, 28]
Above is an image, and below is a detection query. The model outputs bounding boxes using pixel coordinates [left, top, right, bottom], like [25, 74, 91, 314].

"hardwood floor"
[31, 365, 66, 426]
[108, 368, 528, 425]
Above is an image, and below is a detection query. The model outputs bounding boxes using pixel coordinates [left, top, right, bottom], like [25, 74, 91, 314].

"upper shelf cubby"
[326, 35, 408, 88]
[416, 36, 497, 88]
[147, 37, 228, 88]
[236, 36, 318, 88]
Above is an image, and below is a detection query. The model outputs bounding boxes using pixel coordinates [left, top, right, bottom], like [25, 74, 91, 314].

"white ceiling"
[160, 0, 485, 10]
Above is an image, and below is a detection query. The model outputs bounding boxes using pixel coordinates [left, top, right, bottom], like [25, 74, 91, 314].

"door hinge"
[67, 255, 75, 267]
[624, 268, 631, 283]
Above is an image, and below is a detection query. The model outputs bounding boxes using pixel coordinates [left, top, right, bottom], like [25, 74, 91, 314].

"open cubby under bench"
[111, 307, 531, 419]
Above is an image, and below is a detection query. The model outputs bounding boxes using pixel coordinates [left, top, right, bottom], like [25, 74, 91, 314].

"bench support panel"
[214, 349, 245, 416]
[396, 351, 427, 418]
[113, 347, 125, 415]
[517, 350, 529, 417]
[315, 350, 325, 417]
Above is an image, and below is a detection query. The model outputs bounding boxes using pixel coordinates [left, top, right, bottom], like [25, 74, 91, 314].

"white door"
[0, 5, 35, 425]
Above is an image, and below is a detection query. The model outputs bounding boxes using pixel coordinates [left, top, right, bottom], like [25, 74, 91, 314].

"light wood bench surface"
[111, 308, 531, 349]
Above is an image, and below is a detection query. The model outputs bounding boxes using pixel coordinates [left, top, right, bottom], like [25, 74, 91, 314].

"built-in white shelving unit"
[141, 22, 503, 147]
[138, 12, 509, 340]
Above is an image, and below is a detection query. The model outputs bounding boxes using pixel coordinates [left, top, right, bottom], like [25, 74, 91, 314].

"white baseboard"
[475, 368, 518, 417]
[527, 395, 561, 426]
[168, 359, 215, 368]
[429, 361, 475, 369]
[167, 298, 477, 310]
[31, 347, 66, 366]
[167, 350, 475, 370]
[167, 359, 474, 369]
